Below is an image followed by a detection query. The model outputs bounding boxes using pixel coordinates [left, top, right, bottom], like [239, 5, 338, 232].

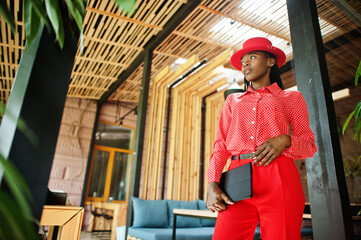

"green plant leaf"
[0, 191, 36, 240]
[0, 155, 33, 218]
[113, 0, 137, 13]
[355, 101, 361, 139]
[342, 110, 354, 135]
[354, 123, 361, 141]
[28, 0, 50, 29]
[356, 60, 361, 86]
[64, 0, 84, 30]
[44, 0, 64, 49]
[0, 102, 5, 116]
[73, 0, 86, 17]
[0, 0, 16, 32]
[24, 0, 41, 47]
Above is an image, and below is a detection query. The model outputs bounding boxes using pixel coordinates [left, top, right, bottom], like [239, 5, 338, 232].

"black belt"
[231, 153, 254, 160]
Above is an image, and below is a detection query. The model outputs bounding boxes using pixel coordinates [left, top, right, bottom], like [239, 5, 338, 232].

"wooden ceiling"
[1, 0, 361, 106]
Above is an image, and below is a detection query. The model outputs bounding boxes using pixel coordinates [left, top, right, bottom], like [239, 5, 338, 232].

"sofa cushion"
[128, 227, 214, 240]
[167, 200, 202, 228]
[196, 199, 216, 227]
[132, 197, 168, 228]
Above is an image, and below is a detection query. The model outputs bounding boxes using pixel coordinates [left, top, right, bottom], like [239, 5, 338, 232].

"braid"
[264, 51, 284, 90]
[270, 63, 284, 90]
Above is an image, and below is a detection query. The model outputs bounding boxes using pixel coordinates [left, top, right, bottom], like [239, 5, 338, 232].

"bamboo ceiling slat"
[153, 50, 185, 59]
[2, 0, 361, 119]
[67, 0, 185, 99]
[0, 0, 25, 106]
[199, 4, 291, 42]
[83, 35, 143, 50]
[172, 30, 231, 49]
[86, 7, 163, 30]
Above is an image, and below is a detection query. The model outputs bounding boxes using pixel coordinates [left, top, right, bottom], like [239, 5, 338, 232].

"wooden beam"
[83, 35, 143, 50]
[328, 0, 361, 28]
[172, 30, 231, 49]
[75, 56, 128, 67]
[86, 7, 163, 31]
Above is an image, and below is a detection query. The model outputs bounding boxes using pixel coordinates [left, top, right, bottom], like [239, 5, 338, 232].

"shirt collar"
[240, 82, 282, 98]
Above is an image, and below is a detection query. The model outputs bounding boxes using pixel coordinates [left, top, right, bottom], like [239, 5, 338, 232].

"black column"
[286, 0, 353, 239]
[81, 103, 101, 206]
[0, 25, 78, 220]
[125, 48, 153, 234]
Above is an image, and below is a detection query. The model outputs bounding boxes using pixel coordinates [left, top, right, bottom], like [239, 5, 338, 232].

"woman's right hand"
[206, 182, 234, 212]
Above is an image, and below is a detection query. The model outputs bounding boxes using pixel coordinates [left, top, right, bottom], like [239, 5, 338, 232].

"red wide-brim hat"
[230, 37, 286, 71]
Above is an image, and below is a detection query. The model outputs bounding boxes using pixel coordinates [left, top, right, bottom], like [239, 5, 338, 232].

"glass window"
[109, 152, 131, 201]
[87, 150, 109, 198]
[86, 122, 134, 202]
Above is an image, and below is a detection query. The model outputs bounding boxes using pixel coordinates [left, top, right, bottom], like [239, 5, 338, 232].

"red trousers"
[212, 155, 305, 240]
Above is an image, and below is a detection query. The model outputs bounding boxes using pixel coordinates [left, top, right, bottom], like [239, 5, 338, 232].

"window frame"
[85, 121, 135, 203]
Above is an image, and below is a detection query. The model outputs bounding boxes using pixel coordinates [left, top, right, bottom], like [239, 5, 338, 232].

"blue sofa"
[125, 197, 311, 240]
[126, 197, 262, 240]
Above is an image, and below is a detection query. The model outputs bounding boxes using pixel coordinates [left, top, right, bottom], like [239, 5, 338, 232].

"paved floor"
[80, 231, 111, 240]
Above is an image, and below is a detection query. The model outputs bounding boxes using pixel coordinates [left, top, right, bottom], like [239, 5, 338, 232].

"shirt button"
[251, 121, 255, 124]
[250, 136, 254, 139]
[252, 107, 256, 111]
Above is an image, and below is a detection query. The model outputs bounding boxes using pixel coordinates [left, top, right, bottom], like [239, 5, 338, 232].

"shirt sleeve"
[207, 96, 233, 183]
[283, 92, 317, 160]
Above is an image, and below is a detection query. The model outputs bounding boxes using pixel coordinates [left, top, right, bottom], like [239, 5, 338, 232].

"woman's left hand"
[253, 134, 291, 167]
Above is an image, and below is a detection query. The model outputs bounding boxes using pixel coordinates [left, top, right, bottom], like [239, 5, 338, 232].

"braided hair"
[265, 51, 284, 90]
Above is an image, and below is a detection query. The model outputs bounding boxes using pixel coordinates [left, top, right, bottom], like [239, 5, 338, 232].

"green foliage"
[24, 0, 41, 47]
[0, 0, 15, 32]
[343, 61, 361, 142]
[0, 155, 37, 240]
[356, 61, 361, 86]
[44, 0, 65, 48]
[0, 102, 38, 239]
[114, 0, 137, 13]
[0, 0, 137, 49]
[343, 156, 361, 178]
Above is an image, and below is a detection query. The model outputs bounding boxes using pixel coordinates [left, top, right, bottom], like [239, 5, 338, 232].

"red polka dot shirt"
[207, 82, 317, 183]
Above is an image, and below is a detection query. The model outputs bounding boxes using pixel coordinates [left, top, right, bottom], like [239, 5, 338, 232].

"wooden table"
[40, 205, 84, 240]
[172, 209, 218, 240]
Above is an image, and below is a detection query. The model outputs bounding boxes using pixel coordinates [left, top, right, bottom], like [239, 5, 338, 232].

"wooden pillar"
[286, 0, 354, 239]
[125, 48, 153, 234]
[0, 24, 78, 220]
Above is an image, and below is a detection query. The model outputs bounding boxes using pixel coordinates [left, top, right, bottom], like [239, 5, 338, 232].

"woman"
[206, 37, 317, 240]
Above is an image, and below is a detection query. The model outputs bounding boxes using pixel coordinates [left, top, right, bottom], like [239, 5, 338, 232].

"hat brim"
[230, 45, 286, 71]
